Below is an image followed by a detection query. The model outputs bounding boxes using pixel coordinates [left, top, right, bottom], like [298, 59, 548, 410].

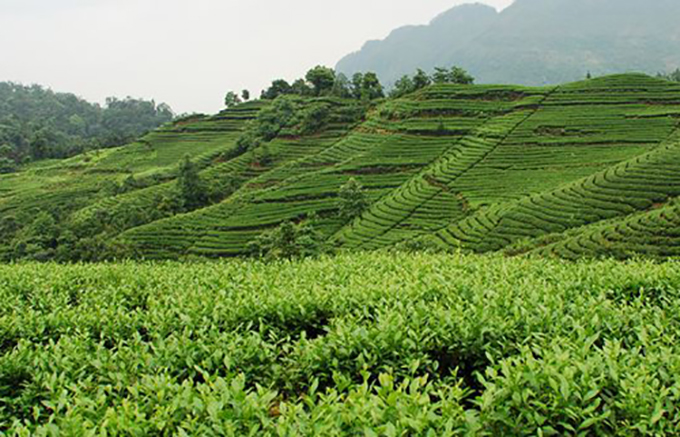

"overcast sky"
[0, 0, 513, 114]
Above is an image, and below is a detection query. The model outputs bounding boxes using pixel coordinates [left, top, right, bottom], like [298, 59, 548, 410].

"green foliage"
[305, 66, 336, 96]
[2, 73, 680, 263]
[449, 66, 475, 85]
[176, 155, 207, 210]
[338, 178, 368, 222]
[252, 144, 275, 167]
[0, 157, 15, 174]
[297, 103, 331, 135]
[351, 73, 365, 99]
[248, 219, 326, 259]
[291, 79, 313, 96]
[0, 82, 174, 162]
[10, 211, 59, 261]
[236, 96, 333, 159]
[224, 91, 242, 108]
[3, 254, 680, 433]
[262, 68, 383, 101]
[390, 75, 415, 98]
[658, 68, 680, 82]
[331, 73, 353, 98]
[392, 66, 474, 97]
[261, 79, 292, 100]
[360, 72, 385, 100]
[413, 69, 432, 90]
[432, 67, 451, 84]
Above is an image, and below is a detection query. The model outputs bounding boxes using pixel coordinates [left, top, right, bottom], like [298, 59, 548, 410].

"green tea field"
[2, 74, 680, 261]
[2, 253, 680, 434]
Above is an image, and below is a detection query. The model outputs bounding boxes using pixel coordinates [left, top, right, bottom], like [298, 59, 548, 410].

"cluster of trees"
[224, 90, 251, 108]
[226, 65, 473, 112]
[1, 207, 133, 262]
[390, 66, 475, 98]
[247, 219, 327, 259]
[0, 82, 174, 168]
[261, 66, 384, 101]
[658, 69, 680, 82]
[234, 96, 338, 161]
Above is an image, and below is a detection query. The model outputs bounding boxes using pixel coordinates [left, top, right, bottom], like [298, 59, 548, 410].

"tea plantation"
[3, 74, 680, 434]
[2, 253, 680, 434]
[2, 73, 680, 260]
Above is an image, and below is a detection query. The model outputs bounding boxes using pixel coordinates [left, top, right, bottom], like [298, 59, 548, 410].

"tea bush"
[2, 253, 680, 435]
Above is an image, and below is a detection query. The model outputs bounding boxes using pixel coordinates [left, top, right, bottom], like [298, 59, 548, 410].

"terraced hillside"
[1, 74, 679, 260]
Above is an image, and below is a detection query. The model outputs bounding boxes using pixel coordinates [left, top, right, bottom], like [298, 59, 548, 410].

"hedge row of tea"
[2, 74, 680, 260]
[2, 253, 680, 434]
[0, 102, 266, 261]
[124, 74, 680, 259]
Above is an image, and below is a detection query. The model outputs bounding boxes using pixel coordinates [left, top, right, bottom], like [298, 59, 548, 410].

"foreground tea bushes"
[2, 253, 680, 435]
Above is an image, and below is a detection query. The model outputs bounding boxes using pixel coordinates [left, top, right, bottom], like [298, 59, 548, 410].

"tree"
[432, 67, 451, 84]
[291, 79, 312, 96]
[586, 71, 593, 80]
[305, 66, 336, 96]
[361, 72, 384, 100]
[338, 178, 368, 221]
[248, 219, 326, 259]
[241, 90, 251, 101]
[177, 155, 206, 210]
[0, 144, 12, 158]
[449, 66, 474, 85]
[0, 82, 174, 162]
[262, 79, 292, 100]
[671, 69, 680, 82]
[412, 69, 432, 90]
[659, 69, 680, 82]
[331, 73, 352, 98]
[390, 75, 415, 98]
[351, 73, 365, 99]
[298, 103, 331, 135]
[12, 211, 59, 261]
[224, 91, 242, 108]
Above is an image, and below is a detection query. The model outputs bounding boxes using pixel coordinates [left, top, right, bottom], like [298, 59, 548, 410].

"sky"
[0, 0, 513, 114]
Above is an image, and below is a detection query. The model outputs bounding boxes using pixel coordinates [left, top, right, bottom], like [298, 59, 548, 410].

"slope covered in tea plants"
[2, 253, 680, 434]
[1, 73, 679, 260]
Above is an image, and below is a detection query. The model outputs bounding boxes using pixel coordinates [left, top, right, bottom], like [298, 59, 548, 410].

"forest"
[0, 82, 174, 171]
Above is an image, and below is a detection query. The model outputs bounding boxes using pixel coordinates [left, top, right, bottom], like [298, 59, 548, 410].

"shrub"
[338, 178, 368, 222]
[248, 220, 327, 259]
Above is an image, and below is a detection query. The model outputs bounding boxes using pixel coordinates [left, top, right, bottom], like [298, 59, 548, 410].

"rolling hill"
[336, 0, 680, 87]
[1, 73, 680, 260]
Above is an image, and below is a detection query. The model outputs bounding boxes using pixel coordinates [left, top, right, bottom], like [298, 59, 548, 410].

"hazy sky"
[0, 0, 513, 114]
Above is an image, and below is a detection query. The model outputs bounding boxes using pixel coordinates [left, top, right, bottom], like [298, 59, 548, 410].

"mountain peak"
[430, 2, 499, 25]
[336, 0, 680, 86]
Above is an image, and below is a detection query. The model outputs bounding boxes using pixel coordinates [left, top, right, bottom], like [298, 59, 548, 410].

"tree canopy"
[338, 178, 369, 222]
[0, 82, 174, 164]
[390, 67, 475, 98]
[262, 67, 384, 102]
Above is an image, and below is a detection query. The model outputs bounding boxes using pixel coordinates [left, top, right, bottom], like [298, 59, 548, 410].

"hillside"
[1, 73, 680, 260]
[336, 0, 680, 87]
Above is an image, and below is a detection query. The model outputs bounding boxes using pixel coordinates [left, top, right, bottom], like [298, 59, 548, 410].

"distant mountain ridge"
[337, 0, 680, 87]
